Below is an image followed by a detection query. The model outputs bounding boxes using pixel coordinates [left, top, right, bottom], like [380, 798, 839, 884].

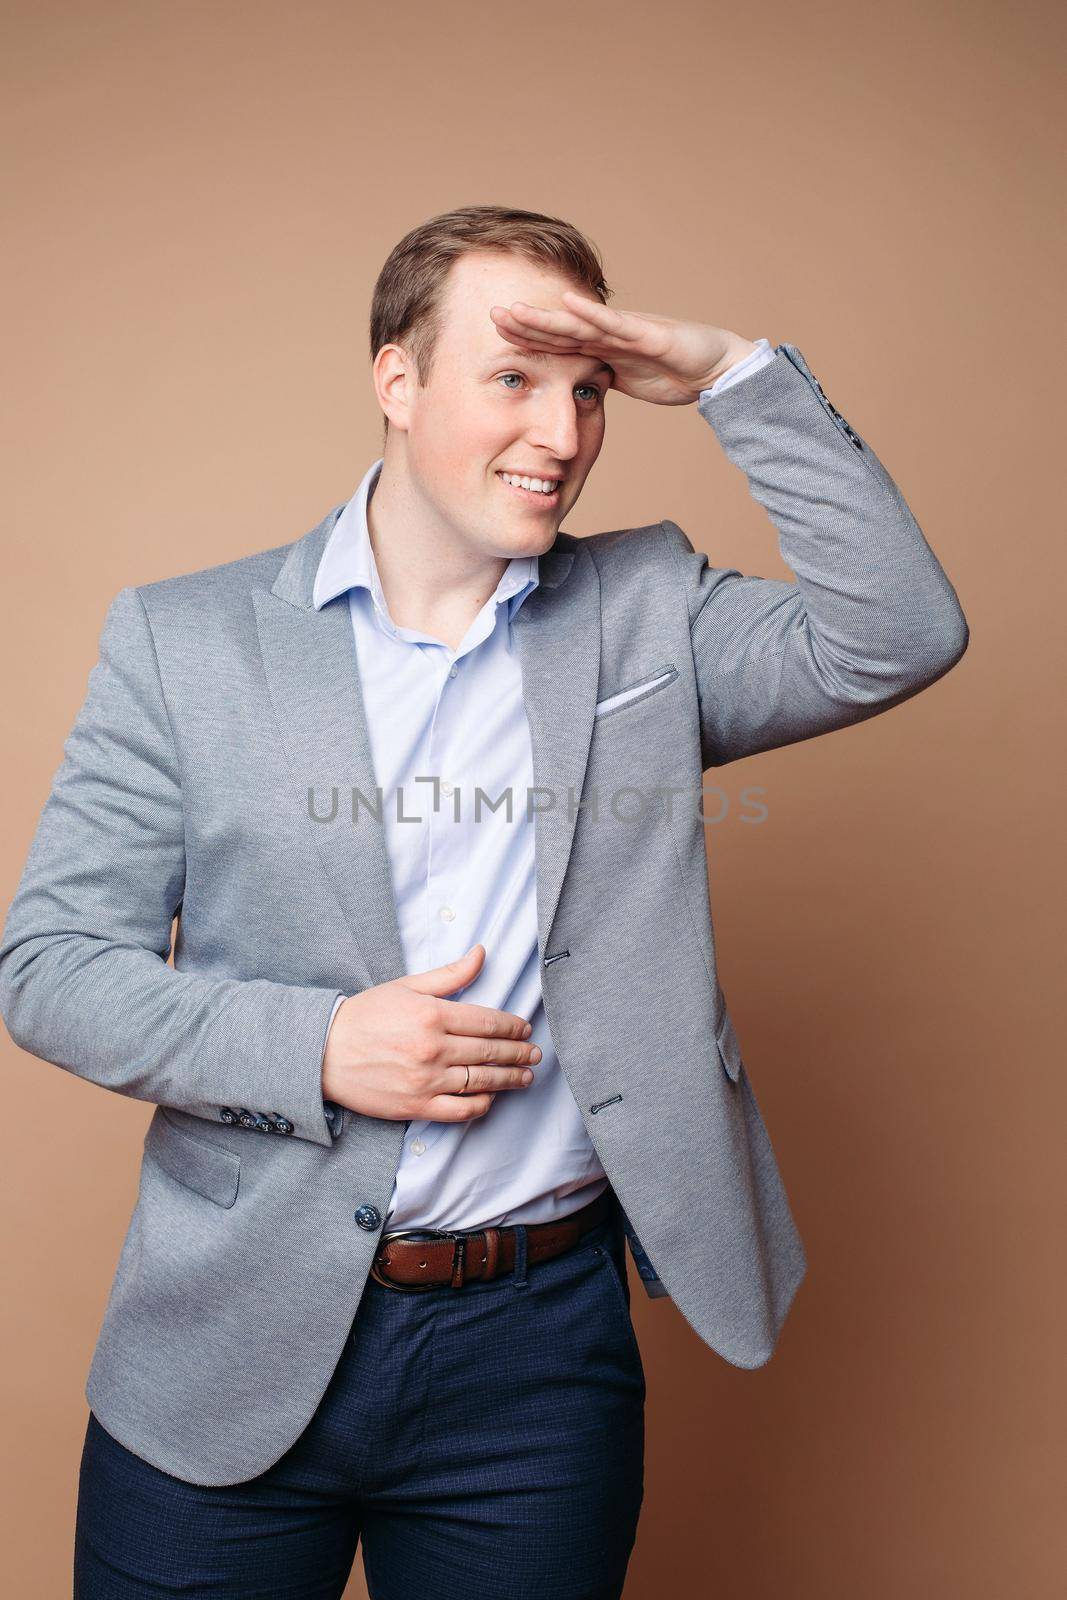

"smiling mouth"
[495, 472, 561, 506]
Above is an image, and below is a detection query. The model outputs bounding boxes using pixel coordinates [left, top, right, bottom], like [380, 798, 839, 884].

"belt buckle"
[369, 1228, 466, 1292]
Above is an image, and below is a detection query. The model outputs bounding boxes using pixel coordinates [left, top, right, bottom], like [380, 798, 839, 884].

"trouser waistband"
[368, 1187, 615, 1291]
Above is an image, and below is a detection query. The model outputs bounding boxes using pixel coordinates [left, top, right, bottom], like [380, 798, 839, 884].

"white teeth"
[499, 472, 558, 494]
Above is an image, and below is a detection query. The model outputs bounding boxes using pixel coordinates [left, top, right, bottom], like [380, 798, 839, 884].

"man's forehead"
[439, 257, 614, 375]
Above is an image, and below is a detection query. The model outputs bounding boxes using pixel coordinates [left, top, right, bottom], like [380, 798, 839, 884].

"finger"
[560, 290, 646, 341]
[439, 1000, 533, 1040]
[490, 308, 590, 352]
[505, 298, 644, 345]
[442, 1062, 535, 1094]
[402, 944, 485, 995]
[499, 310, 602, 346]
[443, 1034, 541, 1069]
[492, 302, 614, 347]
[424, 1091, 496, 1122]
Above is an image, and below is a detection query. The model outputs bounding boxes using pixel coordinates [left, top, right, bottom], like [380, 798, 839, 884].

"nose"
[526, 393, 582, 468]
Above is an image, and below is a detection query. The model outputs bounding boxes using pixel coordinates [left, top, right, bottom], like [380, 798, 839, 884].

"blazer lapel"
[511, 541, 601, 959]
[253, 506, 405, 992]
[253, 508, 601, 989]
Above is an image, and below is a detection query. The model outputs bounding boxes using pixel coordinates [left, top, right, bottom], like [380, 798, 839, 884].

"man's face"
[389, 251, 611, 560]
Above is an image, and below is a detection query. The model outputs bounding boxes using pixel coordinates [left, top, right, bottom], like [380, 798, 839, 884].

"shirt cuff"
[322, 994, 347, 1138]
[325, 993, 346, 1040]
[698, 337, 775, 399]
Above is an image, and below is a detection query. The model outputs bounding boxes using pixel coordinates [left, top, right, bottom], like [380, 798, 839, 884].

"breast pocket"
[144, 1107, 242, 1208]
[594, 664, 679, 723]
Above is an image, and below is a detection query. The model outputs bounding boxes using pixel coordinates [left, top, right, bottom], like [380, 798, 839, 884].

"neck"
[366, 457, 513, 649]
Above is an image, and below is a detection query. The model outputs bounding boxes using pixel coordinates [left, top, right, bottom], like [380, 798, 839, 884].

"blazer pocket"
[594, 664, 678, 722]
[715, 1009, 744, 1084]
[144, 1107, 242, 1208]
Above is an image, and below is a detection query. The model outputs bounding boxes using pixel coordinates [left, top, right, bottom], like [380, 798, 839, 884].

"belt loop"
[512, 1222, 528, 1290]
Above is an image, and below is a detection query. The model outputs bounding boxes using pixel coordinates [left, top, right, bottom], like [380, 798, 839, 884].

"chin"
[488, 521, 558, 552]
[527, 527, 562, 552]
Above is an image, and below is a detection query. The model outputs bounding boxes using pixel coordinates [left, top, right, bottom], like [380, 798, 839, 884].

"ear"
[373, 343, 414, 434]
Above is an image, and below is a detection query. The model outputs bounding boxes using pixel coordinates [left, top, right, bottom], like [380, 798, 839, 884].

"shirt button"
[438, 905, 455, 922]
[411, 1137, 426, 1156]
[449, 664, 459, 678]
[441, 781, 454, 797]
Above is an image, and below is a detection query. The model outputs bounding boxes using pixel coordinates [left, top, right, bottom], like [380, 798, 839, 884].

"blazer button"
[272, 1114, 294, 1135]
[354, 1205, 381, 1231]
[219, 1107, 238, 1125]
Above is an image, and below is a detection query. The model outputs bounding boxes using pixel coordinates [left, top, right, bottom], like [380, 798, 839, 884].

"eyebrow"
[488, 350, 614, 377]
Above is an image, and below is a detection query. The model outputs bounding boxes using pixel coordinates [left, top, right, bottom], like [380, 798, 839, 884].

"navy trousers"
[73, 1206, 646, 1598]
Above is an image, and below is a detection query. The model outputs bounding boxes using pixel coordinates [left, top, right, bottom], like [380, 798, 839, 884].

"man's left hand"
[489, 290, 759, 407]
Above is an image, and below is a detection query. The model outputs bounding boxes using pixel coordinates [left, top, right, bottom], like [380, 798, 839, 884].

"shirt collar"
[312, 458, 540, 627]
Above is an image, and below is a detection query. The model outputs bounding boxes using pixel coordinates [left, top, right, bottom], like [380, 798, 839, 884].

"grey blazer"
[0, 344, 968, 1486]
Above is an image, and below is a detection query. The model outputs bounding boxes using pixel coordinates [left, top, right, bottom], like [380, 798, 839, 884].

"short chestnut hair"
[369, 204, 612, 437]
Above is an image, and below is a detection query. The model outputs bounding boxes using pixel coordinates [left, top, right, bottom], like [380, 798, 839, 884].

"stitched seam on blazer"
[775, 346, 895, 490]
[660, 519, 790, 667]
[133, 586, 189, 854]
[652, 783, 717, 996]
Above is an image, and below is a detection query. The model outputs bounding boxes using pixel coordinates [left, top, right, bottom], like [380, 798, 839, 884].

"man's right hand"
[321, 944, 541, 1123]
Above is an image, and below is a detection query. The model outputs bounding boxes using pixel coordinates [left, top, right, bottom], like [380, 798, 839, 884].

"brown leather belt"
[368, 1187, 614, 1292]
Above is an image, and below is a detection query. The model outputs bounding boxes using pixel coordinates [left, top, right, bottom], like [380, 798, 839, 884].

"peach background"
[2, 2, 1063, 1595]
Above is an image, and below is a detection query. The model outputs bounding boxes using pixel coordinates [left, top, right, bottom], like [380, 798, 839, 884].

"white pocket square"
[594, 668, 676, 718]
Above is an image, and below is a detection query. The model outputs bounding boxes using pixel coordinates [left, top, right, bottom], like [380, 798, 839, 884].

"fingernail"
[522, 1071, 534, 1085]
[522, 1022, 532, 1038]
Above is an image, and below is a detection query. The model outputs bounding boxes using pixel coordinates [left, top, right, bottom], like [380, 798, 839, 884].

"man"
[0, 204, 968, 1597]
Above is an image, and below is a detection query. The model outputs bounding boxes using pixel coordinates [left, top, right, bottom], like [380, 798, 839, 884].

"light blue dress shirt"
[314, 338, 775, 1230]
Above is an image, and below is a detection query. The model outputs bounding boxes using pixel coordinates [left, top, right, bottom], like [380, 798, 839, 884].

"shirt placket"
[391, 588, 522, 1172]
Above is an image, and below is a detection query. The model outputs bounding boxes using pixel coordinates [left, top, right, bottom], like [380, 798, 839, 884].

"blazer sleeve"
[663, 343, 969, 769]
[0, 585, 345, 1147]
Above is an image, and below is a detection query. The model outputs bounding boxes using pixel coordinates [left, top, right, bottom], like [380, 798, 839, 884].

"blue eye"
[498, 374, 601, 400]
